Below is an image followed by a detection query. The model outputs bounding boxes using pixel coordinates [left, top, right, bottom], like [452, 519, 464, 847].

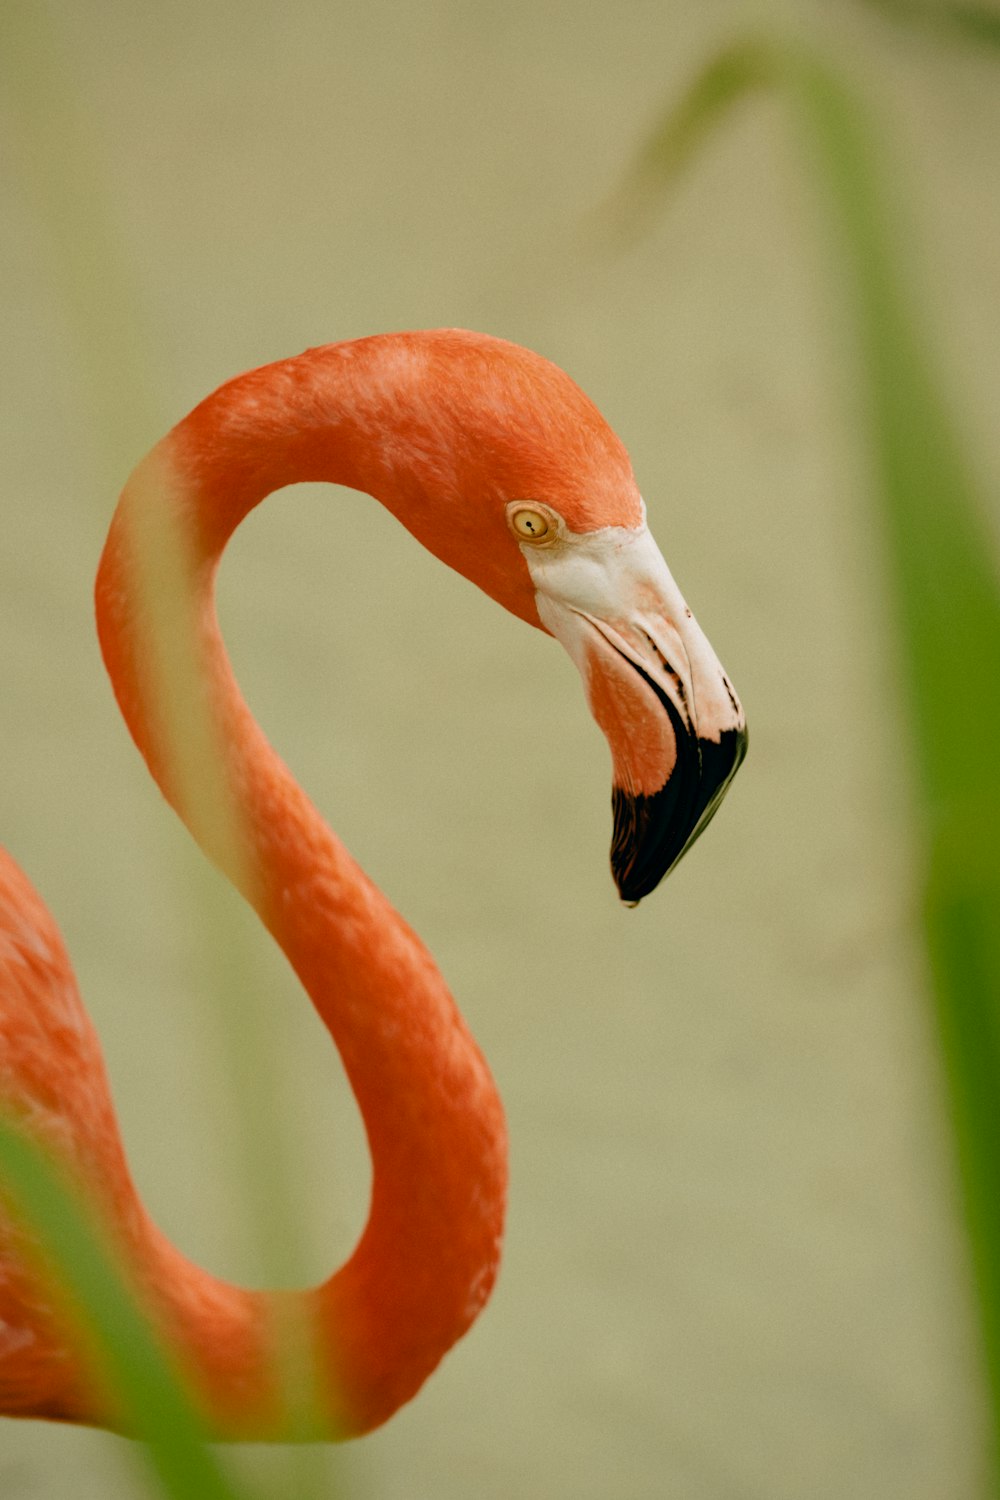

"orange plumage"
[0, 330, 744, 1438]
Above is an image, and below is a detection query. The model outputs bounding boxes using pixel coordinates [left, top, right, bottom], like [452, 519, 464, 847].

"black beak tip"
[609, 724, 747, 902]
[609, 784, 682, 905]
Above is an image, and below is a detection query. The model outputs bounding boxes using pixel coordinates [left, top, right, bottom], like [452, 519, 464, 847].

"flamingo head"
[511, 501, 747, 902]
[352, 330, 748, 901]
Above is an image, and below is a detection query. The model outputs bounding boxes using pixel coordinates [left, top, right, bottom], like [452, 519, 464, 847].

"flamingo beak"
[526, 516, 747, 903]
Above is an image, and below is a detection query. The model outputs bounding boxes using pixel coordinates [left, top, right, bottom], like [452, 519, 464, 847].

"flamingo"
[0, 329, 745, 1440]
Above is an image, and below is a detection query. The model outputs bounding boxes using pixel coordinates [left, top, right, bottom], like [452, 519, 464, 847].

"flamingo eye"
[508, 505, 554, 543]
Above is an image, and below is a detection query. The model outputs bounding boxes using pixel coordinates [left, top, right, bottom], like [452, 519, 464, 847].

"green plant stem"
[617, 33, 1000, 1492]
[0, 1118, 242, 1500]
[861, 0, 1000, 51]
[787, 53, 1000, 1485]
[3, 6, 345, 1494]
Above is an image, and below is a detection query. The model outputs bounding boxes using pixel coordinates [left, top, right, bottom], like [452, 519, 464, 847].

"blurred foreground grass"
[617, 21, 1000, 1494]
[0, 1119, 242, 1500]
[3, 4, 341, 1498]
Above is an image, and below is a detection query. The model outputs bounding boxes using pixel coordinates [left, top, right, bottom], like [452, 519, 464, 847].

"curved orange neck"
[94, 336, 509, 1438]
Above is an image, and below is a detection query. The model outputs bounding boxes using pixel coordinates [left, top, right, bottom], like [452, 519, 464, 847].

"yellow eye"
[509, 507, 551, 542]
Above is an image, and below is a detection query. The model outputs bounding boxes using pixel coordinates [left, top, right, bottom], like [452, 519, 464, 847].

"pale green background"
[2, 2, 999, 1496]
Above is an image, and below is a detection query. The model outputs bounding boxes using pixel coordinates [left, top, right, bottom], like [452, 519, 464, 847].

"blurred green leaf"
[619, 31, 1000, 1488]
[785, 52, 1000, 1472]
[630, 38, 778, 187]
[596, 38, 779, 248]
[0, 1116, 247, 1500]
[862, 0, 1000, 51]
[3, 10, 344, 1494]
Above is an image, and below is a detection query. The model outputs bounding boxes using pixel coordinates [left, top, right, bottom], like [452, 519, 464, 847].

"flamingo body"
[0, 330, 745, 1438]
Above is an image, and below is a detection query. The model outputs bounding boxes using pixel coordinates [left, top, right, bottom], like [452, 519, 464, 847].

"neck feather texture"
[94, 336, 509, 1439]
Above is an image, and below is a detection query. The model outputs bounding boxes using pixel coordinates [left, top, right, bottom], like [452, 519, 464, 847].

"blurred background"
[2, 1, 999, 1495]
